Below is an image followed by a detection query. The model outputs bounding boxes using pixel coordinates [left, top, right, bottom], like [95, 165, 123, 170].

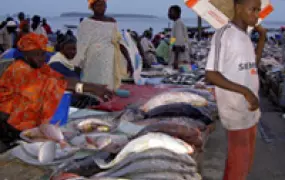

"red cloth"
[91, 84, 170, 112]
[223, 125, 257, 180]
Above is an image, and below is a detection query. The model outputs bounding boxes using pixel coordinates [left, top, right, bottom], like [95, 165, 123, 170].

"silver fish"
[96, 159, 197, 178]
[39, 124, 66, 145]
[141, 92, 208, 112]
[85, 134, 129, 153]
[38, 141, 56, 164]
[74, 118, 115, 133]
[95, 133, 194, 169]
[118, 108, 145, 122]
[127, 172, 201, 180]
[134, 117, 206, 131]
[20, 141, 78, 164]
[170, 87, 215, 102]
[20, 128, 46, 142]
[51, 152, 110, 178]
[95, 148, 196, 177]
[134, 122, 203, 149]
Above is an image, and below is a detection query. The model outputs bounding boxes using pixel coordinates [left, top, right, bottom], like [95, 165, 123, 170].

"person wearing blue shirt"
[49, 34, 81, 79]
[49, 34, 100, 108]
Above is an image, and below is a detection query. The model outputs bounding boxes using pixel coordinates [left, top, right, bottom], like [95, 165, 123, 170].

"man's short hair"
[170, 5, 181, 15]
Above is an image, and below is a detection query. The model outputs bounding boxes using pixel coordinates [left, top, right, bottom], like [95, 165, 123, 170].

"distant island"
[60, 12, 158, 19]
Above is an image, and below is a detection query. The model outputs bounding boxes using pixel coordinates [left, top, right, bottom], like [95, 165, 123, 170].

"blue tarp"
[50, 92, 72, 126]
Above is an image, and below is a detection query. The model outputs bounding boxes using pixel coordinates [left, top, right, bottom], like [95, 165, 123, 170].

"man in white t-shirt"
[205, 0, 266, 179]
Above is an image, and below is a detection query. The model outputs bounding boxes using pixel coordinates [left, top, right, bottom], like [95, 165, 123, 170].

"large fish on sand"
[141, 92, 208, 112]
[170, 87, 215, 102]
[85, 134, 129, 153]
[95, 148, 196, 177]
[21, 128, 46, 142]
[95, 159, 197, 178]
[95, 133, 194, 169]
[39, 124, 67, 147]
[134, 117, 207, 131]
[145, 103, 213, 125]
[73, 118, 116, 133]
[118, 108, 145, 122]
[51, 152, 110, 178]
[17, 142, 78, 165]
[38, 141, 56, 163]
[135, 122, 203, 148]
[21, 124, 68, 145]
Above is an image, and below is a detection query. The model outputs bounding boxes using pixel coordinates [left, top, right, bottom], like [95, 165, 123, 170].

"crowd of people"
[0, 0, 284, 179]
[0, 12, 53, 54]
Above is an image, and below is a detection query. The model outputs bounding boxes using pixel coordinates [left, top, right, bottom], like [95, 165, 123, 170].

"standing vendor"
[168, 5, 190, 69]
[0, 32, 113, 151]
[73, 0, 133, 90]
[205, 0, 266, 179]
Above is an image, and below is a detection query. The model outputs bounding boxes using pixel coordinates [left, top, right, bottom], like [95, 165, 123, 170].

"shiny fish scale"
[76, 119, 113, 128]
[100, 159, 197, 178]
[95, 133, 193, 169]
[127, 172, 199, 180]
[96, 148, 196, 177]
[142, 92, 207, 112]
[136, 117, 206, 130]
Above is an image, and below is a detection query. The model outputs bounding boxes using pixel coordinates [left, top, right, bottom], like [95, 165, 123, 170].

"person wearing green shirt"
[156, 37, 170, 65]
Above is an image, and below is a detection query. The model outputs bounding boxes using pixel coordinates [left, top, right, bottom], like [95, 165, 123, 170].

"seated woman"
[49, 34, 99, 108]
[0, 33, 113, 151]
[49, 34, 80, 79]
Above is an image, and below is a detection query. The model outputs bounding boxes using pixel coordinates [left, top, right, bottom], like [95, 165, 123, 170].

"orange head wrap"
[17, 32, 48, 52]
[88, 0, 106, 9]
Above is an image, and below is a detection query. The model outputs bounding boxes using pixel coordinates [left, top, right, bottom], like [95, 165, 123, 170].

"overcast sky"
[0, 0, 284, 21]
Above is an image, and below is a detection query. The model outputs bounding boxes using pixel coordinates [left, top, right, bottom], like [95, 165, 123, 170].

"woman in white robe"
[73, 0, 133, 90]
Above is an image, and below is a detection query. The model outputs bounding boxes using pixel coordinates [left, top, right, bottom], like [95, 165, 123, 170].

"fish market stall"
[0, 81, 218, 180]
[0, 34, 220, 180]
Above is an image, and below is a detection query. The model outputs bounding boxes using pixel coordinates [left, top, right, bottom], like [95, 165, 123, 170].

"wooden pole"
[198, 16, 202, 41]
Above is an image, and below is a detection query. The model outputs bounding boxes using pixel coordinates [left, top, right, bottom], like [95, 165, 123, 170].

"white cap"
[6, 21, 17, 27]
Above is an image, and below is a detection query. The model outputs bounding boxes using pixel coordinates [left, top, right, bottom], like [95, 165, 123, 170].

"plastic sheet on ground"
[91, 84, 171, 112]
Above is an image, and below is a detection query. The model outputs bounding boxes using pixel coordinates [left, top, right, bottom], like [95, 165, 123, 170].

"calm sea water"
[45, 16, 285, 35]
[1, 15, 284, 35]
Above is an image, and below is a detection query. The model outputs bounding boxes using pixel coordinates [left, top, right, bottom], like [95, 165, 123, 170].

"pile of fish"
[13, 90, 218, 179]
[140, 91, 209, 112]
[190, 40, 211, 64]
[52, 133, 201, 180]
[12, 124, 79, 165]
[162, 71, 205, 86]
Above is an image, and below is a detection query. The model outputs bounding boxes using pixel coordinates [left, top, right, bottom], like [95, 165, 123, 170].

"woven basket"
[210, 0, 235, 20]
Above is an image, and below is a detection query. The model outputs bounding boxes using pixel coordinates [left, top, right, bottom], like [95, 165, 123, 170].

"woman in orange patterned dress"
[0, 32, 113, 151]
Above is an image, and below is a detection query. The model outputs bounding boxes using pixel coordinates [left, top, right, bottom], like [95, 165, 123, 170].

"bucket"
[50, 92, 72, 126]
